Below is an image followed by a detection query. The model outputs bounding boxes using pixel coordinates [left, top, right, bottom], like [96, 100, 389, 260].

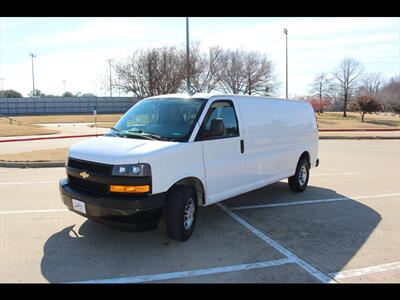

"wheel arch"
[299, 151, 310, 165]
[167, 176, 206, 206]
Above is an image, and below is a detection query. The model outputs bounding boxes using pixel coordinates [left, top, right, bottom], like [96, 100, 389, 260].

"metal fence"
[0, 97, 139, 116]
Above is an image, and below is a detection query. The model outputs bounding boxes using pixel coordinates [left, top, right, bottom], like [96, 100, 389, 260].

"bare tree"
[333, 58, 363, 117]
[218, 49, 277, 96]
[114, 47, 186, 98]
[309, 72, 332, 113]
[156, 47, 186, 95]
[322, 82, 342, 111]
[219, 49, 247, 94]
[242, 51, 275, 96]
[181, 42, 203, 93]
[358, 72, 385, 96]
[379, 75, 400, 112]
[105, 44, 280, 98]
[111, 51, 148, 98]
[182, 44, 225, 93]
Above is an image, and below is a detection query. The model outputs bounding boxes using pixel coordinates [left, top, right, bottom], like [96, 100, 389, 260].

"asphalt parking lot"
[0, 140, 399, 283]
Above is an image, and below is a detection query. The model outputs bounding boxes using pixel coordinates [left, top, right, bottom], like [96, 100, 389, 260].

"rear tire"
[165, 185, 198, 241]
[288, 157, 310, 192]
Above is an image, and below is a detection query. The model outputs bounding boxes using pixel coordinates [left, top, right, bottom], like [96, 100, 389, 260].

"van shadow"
[40, 183, 381, 282]
[223, 182, 383, 275]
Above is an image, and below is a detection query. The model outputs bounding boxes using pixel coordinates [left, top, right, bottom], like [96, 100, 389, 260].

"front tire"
[288, 157, 310, 192]
[165, 185, 198, 241]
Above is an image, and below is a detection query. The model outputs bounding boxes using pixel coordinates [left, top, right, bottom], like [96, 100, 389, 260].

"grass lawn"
[1, 114, 122, 137]
[0, 122, 60, 137]
[317, 112, 399, 129]
[11, 114, 123, 124]
[0, 148, 69, 162]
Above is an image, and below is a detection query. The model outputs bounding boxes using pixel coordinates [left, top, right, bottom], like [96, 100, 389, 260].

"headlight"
[112, 163, 151, 177]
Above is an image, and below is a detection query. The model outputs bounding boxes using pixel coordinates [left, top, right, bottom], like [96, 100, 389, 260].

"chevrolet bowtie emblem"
[80, 171, 90, 179]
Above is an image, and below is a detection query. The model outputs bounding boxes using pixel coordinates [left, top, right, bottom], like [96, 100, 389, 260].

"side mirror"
[205, 118, 225, 137]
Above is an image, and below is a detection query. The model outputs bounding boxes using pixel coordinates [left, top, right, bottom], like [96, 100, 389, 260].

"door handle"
[240, 139, 244, 153]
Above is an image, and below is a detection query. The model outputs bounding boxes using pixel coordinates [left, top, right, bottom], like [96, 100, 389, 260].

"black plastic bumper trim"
[59, 178, 166, 232]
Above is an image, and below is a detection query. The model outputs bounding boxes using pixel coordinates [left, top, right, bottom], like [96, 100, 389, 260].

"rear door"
[195, 99, 245, 204]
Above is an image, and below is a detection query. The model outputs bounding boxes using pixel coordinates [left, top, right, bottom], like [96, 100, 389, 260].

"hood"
[68, 136, 178, 165]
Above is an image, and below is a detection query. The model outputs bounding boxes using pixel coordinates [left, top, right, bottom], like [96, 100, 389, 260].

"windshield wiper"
[113, 128, 169, 141]
[120, 129, 167, 141]
[141, 131, 166, 141]
[105, 127, 122, 137]
[121, 131, 158, 140]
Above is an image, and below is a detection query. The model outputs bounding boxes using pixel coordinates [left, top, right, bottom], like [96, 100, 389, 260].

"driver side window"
[197, 100, 239, 140]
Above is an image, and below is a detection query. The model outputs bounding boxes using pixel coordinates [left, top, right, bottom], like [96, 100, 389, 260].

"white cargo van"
[59, 93, 319, 241]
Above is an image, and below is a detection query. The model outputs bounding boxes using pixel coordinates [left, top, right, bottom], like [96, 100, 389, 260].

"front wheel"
[288, 158, 310, 192]
[165, 185, 198, 241]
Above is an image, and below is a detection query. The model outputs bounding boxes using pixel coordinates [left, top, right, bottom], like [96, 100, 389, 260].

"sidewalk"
[319, 131, 400, 139]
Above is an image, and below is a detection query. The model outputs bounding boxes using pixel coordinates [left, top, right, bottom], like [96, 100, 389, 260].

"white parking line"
[73, 258, 293, 283]
[312, 172, 358, 176]
[0, 209, 68, 215]
[0, 181, 58, 185]
[330, 262, 400, 279]
[230, 193, 400, 211]
[217, 203, 335, 283]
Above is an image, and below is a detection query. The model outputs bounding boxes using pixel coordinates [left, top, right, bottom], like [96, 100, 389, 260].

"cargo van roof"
[147, 93, 305, 103]
[146, 93, 220, 100]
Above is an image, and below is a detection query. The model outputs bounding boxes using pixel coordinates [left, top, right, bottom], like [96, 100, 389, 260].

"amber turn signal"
[109, 185, 150, 193]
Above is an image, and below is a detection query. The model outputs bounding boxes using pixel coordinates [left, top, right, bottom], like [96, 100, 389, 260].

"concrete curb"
[319, 129, 400, 132]
[0, 161, 65, 168]
[319, 136, 400, 140]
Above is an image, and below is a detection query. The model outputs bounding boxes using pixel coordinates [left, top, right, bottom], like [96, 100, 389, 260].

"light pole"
[107, 59, 113, 97]
[29, 53, 36, 97]
[0, 78, 4, 93]
[283, 28, 288, 99]
[185, 17, 191, 94]
[62, 80, 66, 94]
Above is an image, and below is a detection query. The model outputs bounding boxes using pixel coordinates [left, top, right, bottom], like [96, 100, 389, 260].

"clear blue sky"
[1, 17, 399, 97]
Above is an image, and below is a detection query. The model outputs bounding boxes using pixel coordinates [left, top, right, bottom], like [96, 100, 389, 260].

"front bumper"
[59, 178, 166, 232]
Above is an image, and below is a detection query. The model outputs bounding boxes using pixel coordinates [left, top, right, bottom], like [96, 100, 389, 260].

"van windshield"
[109, 97, 208, 142]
